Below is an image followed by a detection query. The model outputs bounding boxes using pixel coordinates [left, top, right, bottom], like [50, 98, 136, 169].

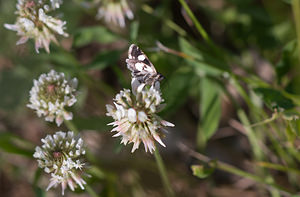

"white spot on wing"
[135, 63, 144, 71]
[144, 66, 153, 73]
[138, 55, 145, 61]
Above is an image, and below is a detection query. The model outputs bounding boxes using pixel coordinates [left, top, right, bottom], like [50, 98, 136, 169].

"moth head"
[157, 73, 165, 81]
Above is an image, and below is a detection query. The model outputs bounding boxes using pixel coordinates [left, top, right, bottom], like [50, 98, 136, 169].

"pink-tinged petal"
[63, 111, 73, 120]
[107, 122, 116, 126]
[161, 120, 175, 127]
[67, 179, 75, 191]
[55, 116, 63, 126]
[145, 139, 155, 154]
[35, 41, 41, 53]
[112, 133, 121, 137]
[131, 141, 140, 153]
[70, 172, 85, 190]
[112, 127, 119, 132]
[61, 181, 67, 195]
[16, 36, 29, 45]
[4, 24, 18, 31]
[46, 180, 57, 191]
[153, 133, 166, 147]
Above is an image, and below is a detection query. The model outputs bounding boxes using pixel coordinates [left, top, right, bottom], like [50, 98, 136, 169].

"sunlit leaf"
[191, 163, 216, 179]
[200, 78, 221, 140]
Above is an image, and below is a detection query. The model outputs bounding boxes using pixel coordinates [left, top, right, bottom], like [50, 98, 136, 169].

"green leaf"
[162, 67, 195, 115]
[34, 186, 46, 197]
[74, 26, 120, 47]
[199, 78, 221, 140]
[179, 37, 229, 74]
[275, 40, 297, 84]
[286, 123, 297, 142]
[254, 87, 295, 110]
[33, 168, 45, 197]
[287, 118, 300, 136]
[87, 166, 106, 180]
[40, 50, 80, 70]
[130, 21, 139, 43]
[191, 163, 216, 179]
[33, 168, 43, 186]
[84, 50, 122, 70]
[0, 132, 34, 157]
[282, 110, 300, 121]
[281, 0, 291, 4]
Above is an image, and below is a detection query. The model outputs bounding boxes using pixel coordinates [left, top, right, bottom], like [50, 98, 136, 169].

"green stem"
[292, 0, 300, 62]
[179, 143, 293, 196]
[257, 161, 300, 174]
[64, 120, 97, 163]
[142, 4, 187, 36]
[64, 120, 101, 196]
[64, 119, 79, 134]
[86, 185, 100, 197]
[178, 0, 211, 43]
[154, 148, 175, 197]
[177, 0, 226, 64]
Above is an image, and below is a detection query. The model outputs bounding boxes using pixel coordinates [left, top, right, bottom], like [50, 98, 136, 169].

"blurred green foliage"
[1, 0, 300, 196]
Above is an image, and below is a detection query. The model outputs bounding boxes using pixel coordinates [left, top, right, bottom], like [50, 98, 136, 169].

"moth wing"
[127, 44, 157, 73]
[126, 59, 154, 78]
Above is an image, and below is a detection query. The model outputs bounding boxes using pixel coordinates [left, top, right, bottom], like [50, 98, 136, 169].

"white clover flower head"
[106, 84, 174, 154]
[27, 70, 78, 126]
[33, 131, 87, 195]
[4, 0, 68, 53]
[94, 0, 134, 27]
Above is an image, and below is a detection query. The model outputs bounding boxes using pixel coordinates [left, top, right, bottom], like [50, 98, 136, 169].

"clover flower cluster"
[106, 52, 174, 154]
[93, 0, 134, 27]
[106, 85, 174, 153]
[27, 70, 78, 126]
[4, 0, 68, 53]
[33, 131, 87, 195]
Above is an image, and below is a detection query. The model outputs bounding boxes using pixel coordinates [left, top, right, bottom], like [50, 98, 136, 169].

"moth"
[126, 44, 164, 86]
